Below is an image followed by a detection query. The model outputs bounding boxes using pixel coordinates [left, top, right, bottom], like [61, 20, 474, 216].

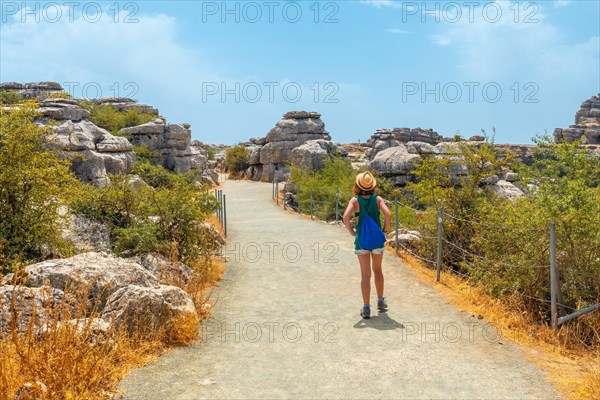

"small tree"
[225, 144, 250, 178]
[0, 103, 78, 272]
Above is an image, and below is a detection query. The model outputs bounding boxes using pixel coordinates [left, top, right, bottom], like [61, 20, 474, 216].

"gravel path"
[119, 179, 560, 399]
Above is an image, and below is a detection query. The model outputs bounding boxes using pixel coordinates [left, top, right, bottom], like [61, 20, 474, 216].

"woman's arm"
[342, 198, 357, 236]
[378, 196, 391, 232]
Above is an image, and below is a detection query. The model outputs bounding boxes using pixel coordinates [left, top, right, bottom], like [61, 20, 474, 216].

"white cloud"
[0, 6, 222, 101]
[554, 1, 572, 8]
[386, 28, 409, 34]
[430, 0, 599, 82]
[360, 1, 403, 9]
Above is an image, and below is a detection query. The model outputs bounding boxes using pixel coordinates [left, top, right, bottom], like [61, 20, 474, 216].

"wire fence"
[271, 180, 600, 328]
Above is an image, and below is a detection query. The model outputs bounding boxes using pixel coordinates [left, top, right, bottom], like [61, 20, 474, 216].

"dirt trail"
[119, 179, 559, 399]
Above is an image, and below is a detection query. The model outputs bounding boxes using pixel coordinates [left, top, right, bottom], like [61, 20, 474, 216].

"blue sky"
[1, 0, 598, 144]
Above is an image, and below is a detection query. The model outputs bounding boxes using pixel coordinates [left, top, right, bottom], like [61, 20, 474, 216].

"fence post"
[297, 186, 301, 214]
[550, 221, 558, 330]
[335, 187, 339, 222]
[276, 182, 279, 206]
[436, 208, 443, 282]
[395, 197, 399, 255]
[310, 189, 314, 220]
[218, 190, 223, 226]
[223, 194, 227, 237]
[272, 178, 275, 200]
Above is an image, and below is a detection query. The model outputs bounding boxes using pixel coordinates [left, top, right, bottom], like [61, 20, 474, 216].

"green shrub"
[290, 156, 362, 221]
[79, 103, 155, 136]
[0, 103, 78, 272]
[394, 135, 600, 344]
[113, 224, 162, 255]
[70, 173, 219, 262]
[0, 90, 21, 105]
[225, 144, 250, 176]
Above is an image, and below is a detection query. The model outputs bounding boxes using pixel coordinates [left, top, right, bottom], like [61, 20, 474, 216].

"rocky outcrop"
[120, 118, 211, 177]
[0, 81, 64, 100]
[0, 285, 75, 334]
[369, 145, 421, 185]
[367, 128, 444, 159]
[370, 141, 472, 186]
[290, 139, 347, 170]
[91, 97, 159, 115]
[62, 214, 111, 254]
[554, 95, 600, 145]
[47, 117, 135, 185]
[246, 112, 333, 182]
[1, 82, 138, 186]
[493, 180, 524, 199]
[1, 252, 196, 333]
[101, 284, 195, 333]
[137, 253, 195, 285]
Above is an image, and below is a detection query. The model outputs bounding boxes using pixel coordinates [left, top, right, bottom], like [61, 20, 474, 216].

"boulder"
[291, 139, 347, 170]
[62, 214, 111, 254]
[2, 252, 160, 308]
[369, 145, 421, 185]
[38, 98, 90, 121]
[47, 119, 136, 185]
[406, 141, 438, 155]
[101, 284, 196, 332]
[493, 180, 524, 199]
[120, 118, 166, 136]
[137, 253, 195, 285]
[0, 285, 74, 334]
[368, 127, 444, 159]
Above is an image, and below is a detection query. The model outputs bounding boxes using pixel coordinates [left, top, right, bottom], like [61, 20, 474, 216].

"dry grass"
[0, 252, 226, 399]
[389, 244, 600, 399]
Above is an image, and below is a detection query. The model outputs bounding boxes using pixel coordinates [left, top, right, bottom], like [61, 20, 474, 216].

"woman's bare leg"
[371, 253, 384, 298]
[357, 254, 371, 305]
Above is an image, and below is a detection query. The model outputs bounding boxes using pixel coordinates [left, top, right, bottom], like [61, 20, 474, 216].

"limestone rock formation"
[0, 81, 64, 99]
[370, 142, 470, 186]
[91, 97, 159, 115]
[120, 118, 210, 176]
[1, 252, 196, 333]
[369, 145, 421, 185]
[136, 253, 195, 285]
[367, 127, 444, 159]
[48, 118, 135, 185]
[2, 252, 160, 307]
[493, 180, 525, 199]
[0, 285, 75, 334]
[291, 139, 348, 170]
[554, 95, 600, 144]
[101, 284, 196, 332]
[62, 214, 111, 254]
[246, 111, 334, 182]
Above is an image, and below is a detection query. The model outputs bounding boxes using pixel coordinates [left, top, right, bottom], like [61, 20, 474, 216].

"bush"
[225, 144, 250, 176]
[0, 103, 79, 273]
[70, 173, 219, 262]
[0, 90, 21, 105]
[79, 103, 155, 136]
[290, 156, 363, 221]
[394, 135, 600, 345]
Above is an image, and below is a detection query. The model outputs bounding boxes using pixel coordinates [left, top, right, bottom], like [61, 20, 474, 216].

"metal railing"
[214, 188, 227, 237]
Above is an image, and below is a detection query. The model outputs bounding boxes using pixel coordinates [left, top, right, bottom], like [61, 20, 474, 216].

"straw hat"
[356, 171, 376, 191]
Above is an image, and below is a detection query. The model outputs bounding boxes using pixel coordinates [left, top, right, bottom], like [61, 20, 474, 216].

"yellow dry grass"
[388, 244, 600, 399]
[0, 250, 226, 399]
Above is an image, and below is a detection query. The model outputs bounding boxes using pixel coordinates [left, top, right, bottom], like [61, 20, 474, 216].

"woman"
[342, 171, 391, 319]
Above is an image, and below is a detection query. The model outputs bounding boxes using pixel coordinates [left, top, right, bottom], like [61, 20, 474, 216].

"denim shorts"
[354, 248, 385, 255]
